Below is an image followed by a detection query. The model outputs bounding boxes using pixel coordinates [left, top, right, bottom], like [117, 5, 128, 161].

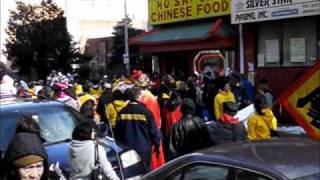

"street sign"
[123, 54, 129, 64]
[278, 61, 320, 140]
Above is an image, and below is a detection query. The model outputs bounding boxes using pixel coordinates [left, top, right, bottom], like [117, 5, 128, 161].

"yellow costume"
[247, 108, 278, 140]
[89, 87, 103, 98]
[214, 90, 236, 120]
[106, 100, 127, 128]
[74, 84, 83, 95]
[79, 93, 96, 107]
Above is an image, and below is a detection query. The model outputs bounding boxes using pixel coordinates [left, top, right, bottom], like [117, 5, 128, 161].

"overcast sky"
[0, 0, 148, 62]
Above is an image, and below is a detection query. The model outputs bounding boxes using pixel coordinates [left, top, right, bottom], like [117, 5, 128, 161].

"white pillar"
[152, 56, 159, 73]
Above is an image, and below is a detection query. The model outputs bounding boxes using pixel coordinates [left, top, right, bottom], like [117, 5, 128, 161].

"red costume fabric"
[140, 90, 161, 127]
[220, 113, 240, 124]
[163, 105, 182, 137]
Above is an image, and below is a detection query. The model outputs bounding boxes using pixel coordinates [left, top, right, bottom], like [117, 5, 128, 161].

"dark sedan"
[143, 138, 320, 180]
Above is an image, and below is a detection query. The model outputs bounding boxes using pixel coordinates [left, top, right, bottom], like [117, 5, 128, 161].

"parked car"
[0, 98, 146, 179]
[142, 138, 320, 180]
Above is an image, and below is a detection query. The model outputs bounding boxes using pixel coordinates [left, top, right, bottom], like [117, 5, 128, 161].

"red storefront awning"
[130, 19, 235, 53]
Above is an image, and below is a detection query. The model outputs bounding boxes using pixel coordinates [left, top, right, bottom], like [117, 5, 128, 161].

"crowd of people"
[0, 61, 279, 179]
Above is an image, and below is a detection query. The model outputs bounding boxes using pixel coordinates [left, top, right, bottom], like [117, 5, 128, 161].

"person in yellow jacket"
[105, 90, 127, 128]
[74, 82, 84, 96]
[75, 83, 96, 108]
[78, 93, 96, 107]
[77, 89, 101, 121]
[214, 78, 236, 120]
[247, 94, 277, 140]
[89, 81, 103, 98]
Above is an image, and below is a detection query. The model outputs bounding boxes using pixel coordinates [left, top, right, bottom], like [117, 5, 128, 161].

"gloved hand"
[49, 162, 67, 180]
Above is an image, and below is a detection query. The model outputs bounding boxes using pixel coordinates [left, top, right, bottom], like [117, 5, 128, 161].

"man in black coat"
[169, 98, 214, 159]
[207, 102, 247, 144]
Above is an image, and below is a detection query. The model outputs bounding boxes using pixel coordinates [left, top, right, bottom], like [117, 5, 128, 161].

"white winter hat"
[2, 75, 14, 85]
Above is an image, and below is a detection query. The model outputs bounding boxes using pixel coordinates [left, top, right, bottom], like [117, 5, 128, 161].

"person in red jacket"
[159, 86, 182, 161]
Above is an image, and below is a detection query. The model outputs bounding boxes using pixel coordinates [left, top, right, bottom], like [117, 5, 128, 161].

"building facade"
[231, 0, 320, 97]
[130, 0, 236, 77]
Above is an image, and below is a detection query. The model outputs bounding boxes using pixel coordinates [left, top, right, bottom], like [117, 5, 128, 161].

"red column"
[243, 23, 258, 75]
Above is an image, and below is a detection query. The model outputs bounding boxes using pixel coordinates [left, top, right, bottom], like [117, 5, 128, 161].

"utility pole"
[123, 0, 130, 76]
[239, 24, 244, 74]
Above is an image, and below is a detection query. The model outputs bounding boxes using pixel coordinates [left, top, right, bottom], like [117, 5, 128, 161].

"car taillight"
[120, 150, 141, 168]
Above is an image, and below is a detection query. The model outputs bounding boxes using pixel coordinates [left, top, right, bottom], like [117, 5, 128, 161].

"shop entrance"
[162, 53, 191, 78]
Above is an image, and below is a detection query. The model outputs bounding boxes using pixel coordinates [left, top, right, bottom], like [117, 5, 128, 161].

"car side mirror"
[120, 150, 142, 169]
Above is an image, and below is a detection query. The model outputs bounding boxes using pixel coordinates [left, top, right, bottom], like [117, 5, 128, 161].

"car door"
[162, 162, 275, 180]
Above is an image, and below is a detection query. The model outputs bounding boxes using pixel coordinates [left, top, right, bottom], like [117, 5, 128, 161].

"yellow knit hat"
[13, 155, 43, 168]
[79, 93, 96, 106]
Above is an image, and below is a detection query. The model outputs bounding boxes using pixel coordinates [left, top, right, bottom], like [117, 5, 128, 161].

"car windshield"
[0, 104, 84, 151]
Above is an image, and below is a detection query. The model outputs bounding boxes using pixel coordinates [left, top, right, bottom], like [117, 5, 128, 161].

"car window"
[37, 107, 77, 143]
[0, 112, 20, 151]
[165, 163, 232, 180]
[236, 169, 272, 180]
[0, 104, 81, 151]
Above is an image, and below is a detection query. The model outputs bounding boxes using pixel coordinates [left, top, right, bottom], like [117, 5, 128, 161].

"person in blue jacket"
[115, 87, 162, 172]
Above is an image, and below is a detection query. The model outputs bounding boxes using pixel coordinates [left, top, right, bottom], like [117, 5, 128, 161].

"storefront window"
[257, 17, 318, 67]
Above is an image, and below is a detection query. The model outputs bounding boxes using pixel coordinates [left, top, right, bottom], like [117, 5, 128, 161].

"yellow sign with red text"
[148, 0, 231, 25]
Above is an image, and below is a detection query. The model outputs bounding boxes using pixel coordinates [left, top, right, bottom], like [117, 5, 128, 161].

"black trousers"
[139, 151, 152, 173]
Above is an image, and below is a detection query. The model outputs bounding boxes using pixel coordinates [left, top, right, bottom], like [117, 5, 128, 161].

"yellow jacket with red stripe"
[247, 108, 278, 140]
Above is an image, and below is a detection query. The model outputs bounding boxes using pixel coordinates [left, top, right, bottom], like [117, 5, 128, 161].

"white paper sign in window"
[265, 39, 279, 63]
[257, 53, 265, 67]
[290, 38, 306, 62]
